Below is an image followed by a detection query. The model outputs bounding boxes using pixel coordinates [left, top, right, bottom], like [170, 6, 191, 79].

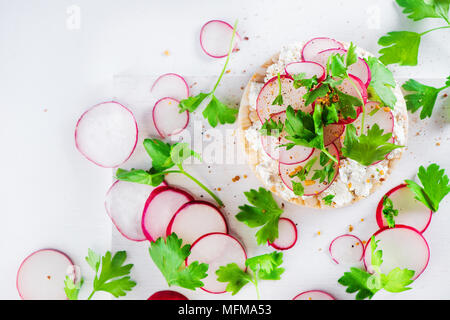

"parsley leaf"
[405, 163, 450, 212]
[382, 195, 399, 228]
[346, 42, 358, 67]
[64, 276, 83, 300]
[292, 73, 318, 90]
[149, 233, 209, 290]
[272, 73, 284, 106]
[378, 31, 421, 66]
[260, 118, 284, 137]
[236, 188, 283, 245]
[179, 92, 210, 113]
[215, 263, 252, 295]
[396, 0, 450, 22]
[338, 267, 379, 300]
[402, 78, 449, 119]
[323, 194, 335, 206]
[342, 123, 403, 166]
[366, 57, 397, 108]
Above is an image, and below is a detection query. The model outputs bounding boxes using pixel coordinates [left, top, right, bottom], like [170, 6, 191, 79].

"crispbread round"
[238, 45, 408, 209]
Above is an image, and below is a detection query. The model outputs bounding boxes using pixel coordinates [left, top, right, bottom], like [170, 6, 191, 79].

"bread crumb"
[349, 225, 354, 232]
[232, 175, 240, 182]
[243, 174, 248, 179]
[163, 50, 170, 56]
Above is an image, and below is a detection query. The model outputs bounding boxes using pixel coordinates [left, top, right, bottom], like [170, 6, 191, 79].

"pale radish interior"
[329, 235, 363, 265]
[352, 101, 394, 138]
[200, 21, 239, 58]
[153, 98, 189, 137]
[188, 233, 246, 293]
[271, 218, 297, 249]
[323, 123, 344, 146]
[151, 74, 189, 101]
[302, 38, 344, 61]
[285, 61, 324, 80]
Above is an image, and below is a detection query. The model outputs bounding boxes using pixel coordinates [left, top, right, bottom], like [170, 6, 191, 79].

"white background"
[1, 0, 449, 300]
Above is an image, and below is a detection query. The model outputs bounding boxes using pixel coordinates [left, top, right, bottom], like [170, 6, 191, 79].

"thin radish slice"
[17, 249, 75, 300]
[199, 20, 240, 58]
[166, 201, 228, 245]
[364, 225, 430, 280]
[142, 186, 194, 242]
[335, 75, 367, 124]
[376, 184, 432, 233]
[329, 234, 364, 265]
[186, 232, 247, 294]
[152, 97, 189, 138]
[279, 143, 340, 196]
[256, 75, 313, 123]
[293, 290, 335, 300]
[105, 180, 167, 241]
[323, 123, 345, 146]
[150, 73, 189, 101]
[351, 101, 394, 139]
[301, 37, 344, 62]
[261, 112, 314, 164]
[148, 290, 188, 300]
[269, 218, 298, 250]
[75, 101, 138, 168]
[285, 61, 325, 82]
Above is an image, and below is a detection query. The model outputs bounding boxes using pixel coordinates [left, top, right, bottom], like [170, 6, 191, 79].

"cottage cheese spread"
[243, 42, 407, 207]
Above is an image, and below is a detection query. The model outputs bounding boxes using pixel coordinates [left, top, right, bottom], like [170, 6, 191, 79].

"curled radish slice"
[75, 101, 138, 168]
[186, 232, 247, 294]
[105, 180, 167, 241]
[279, 143, 340, 196]
[293, 290, 335, 300]
[301, 37, 344, 62]
[200, 20, 240, 58]
[269, 218, 298, 250]
[335, 75, 367, 124]
[17, 249, 75, 300]
[142, 186, 194, 242]
[261, 112, 314, 164]
[323, 123, 345, 146]
[285, 61, 325, 82]
[150, 73, 189, 101]
[376, 184, 432, 233]
[351, 101, 394, 139]
[329, 234, 364, 265]
[152, 97, 189, 138]
[166, 201, 228, 245]
[148, 290, 188, 300]
[364, 225, 430, 280]
[256, 75, 313, 123]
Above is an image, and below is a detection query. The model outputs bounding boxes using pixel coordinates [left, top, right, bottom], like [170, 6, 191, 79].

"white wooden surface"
[1, 0, 449, 299]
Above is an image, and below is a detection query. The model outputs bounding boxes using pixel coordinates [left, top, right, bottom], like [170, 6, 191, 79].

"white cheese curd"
[265, 42, 304, 81]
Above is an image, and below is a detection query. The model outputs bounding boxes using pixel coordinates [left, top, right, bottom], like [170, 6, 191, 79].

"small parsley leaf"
[378, 31, 421, 66]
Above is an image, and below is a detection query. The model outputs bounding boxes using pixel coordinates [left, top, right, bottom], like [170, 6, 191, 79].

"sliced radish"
[269, 218, 298, 250]
[142, 186, 194, 242]
[323, 123, 345, 146]
[105, 180, 167, 241]
[150, 73, 189, 101]
[186, 232, 247, 294]
[261, 112, 314, 164]
[364, 225, 430, 280]
[376, 184, 432, 233]
[329, 234, 364, 265]
[285, 61, 325, 82]
[293, 290, 335, 300]
[17, 249, 75, 300]
[301, 37, 344, 62]
[152, 97, 189, 138]
[351, 101, 394, 139]
[166, 201, 228, 245]
[279, 143, 340, 196]
[75, 101, 138, 168]
[199, 20, 240, 58]
[335, 75, 367, 124]
[256, 75, 313, 123]
[148, 290, 188, 300]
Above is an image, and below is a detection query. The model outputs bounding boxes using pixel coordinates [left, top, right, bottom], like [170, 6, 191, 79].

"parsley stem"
[253, 270, 261, 300]
[420, 25, 450, 36]
[211, 20, 238, 95]
[322, 148, 338, 163]
[87, 291, 95, 300]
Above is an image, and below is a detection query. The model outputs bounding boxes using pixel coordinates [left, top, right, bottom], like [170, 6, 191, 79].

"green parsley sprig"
[116, 139, 223, 207]
[178, 20, 239, 127]
[272, 73, 284, 106]
[216, 251, 285, 299]
[382, 195, 399, 228]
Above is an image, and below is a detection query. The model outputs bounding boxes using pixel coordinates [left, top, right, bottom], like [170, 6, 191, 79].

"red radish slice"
[269, 218, 298, 250]
[152, 97, 189, 138]
[199, 20, 240, 58]
[256, 75, 313, 123]
[363, 225, 430, 280]
[329, 234, 364, 265]
[261, 112, 315, 164]
[335, 75, 367, 124]
[301, 37, 344, 62]
[376, 184, 432, 233]
[351, 101, 394, 139]
[142, 186, 194, 242]
[293, 290, 335, 300]
[323, 123, 345, 146]
[148, 290, 188, 300]
[105, 180, 167, 241]
[150, 73, 189, 101]
[186, 232, 247, 294]
[75, 101, 138, 168]
[279, 143, 340, 196]
[17, 249, 75, 300]
[285, 61, 325, 82]
[166, 201, 228, 245]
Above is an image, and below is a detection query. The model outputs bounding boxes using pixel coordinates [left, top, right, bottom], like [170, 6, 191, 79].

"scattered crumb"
[355, 242, 360, 246]
[436, 142, 441, 146]
[243, 174, 248, 179]
[217, 187, 222, 191]
[361, 218, 364, 222]
[163, 50, 170, 56]
[226, 69, 231, 74]
[47, 275, 51, 280]
[318, 248, 322, 251]
[317, 231, 321, 236]
[362, 240, 367, 245]
[232, 175, 240, 182]
[244, 36, 249, 41]
[349, 225, 354, 232]
[347, 183, 352, 189]
[443, 93, 448, 98]
[379, 170, 384, 176]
